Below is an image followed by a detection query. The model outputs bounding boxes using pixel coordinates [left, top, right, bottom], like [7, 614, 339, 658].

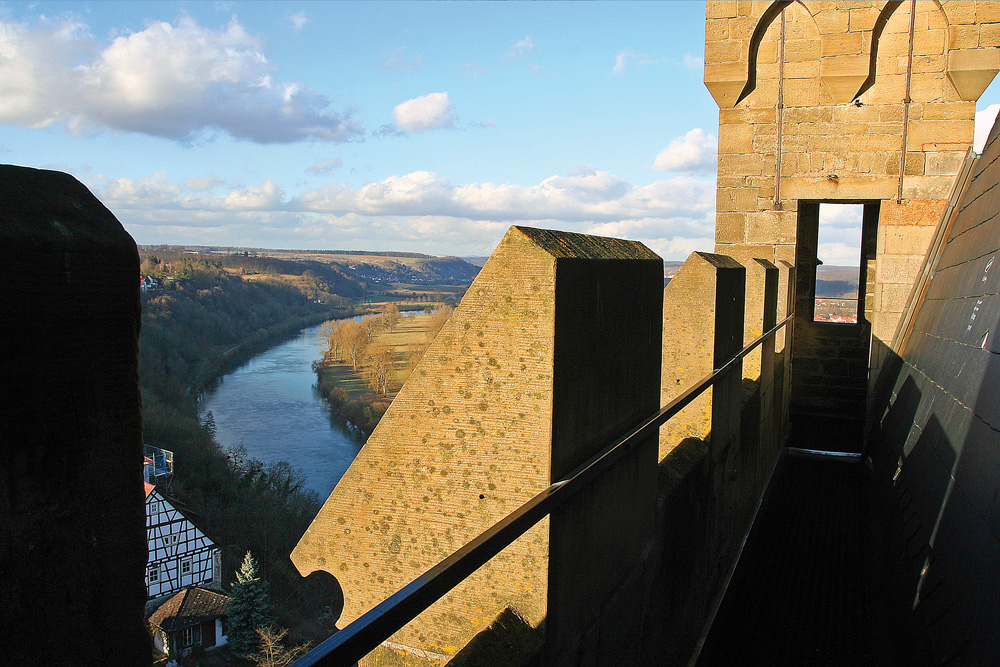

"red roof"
[145, 482, 155, 498]
[148, 587, 230, 632]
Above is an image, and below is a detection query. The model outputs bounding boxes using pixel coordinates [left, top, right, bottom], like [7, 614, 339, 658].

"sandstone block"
[785, 38, 821, 63]
[921, 101, 976, 120]
[718, 122, 755, 153]
[913, 29, 947, 56]
[718, 187, 759, 212]
[821, 32, 864, 57]
[924, 150, 967, 175]
[784, 77, 820, 106]
[813, 7, 850, 35]
[848, 7, 879, 33]
[978, 2, 1000, 24]
[882, 224, 936, 255]
[902, 174, 959, 200]
[715, 212, 747, 244]
[949, 24, 981, 49]
[942, 1, 977, 25]
[947, 48, 1000, 100]
[906, 119, 975, 147]
[707, 1, 738, 19]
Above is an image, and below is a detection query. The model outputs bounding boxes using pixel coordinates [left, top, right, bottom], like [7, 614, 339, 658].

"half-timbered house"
[145, 482, 221, 599]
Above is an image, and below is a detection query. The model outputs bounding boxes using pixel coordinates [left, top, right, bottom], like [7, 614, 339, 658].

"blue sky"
[2, 2, 999, 260]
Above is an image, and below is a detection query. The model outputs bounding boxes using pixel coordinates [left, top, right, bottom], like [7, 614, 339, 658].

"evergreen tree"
[227, 551, 275, 657]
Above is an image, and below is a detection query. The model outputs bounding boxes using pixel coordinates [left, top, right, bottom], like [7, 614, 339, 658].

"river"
[198, 322, 362, 499]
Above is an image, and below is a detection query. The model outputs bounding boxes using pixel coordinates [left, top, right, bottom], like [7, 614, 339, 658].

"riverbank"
[315, 310, 446, 436]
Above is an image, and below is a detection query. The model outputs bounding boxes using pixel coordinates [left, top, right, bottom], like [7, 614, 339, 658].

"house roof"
[144, 482, 155, 498]
[149, 587, 231, 633]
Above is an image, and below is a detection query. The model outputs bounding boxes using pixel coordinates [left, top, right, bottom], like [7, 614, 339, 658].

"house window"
[180, 625, 201, 648]
[149, 566, 159, 583]
[149, 501, 159, 513]
[181, 558, 192, 575]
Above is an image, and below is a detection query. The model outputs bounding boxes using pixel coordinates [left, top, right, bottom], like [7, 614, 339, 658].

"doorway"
[790, 201, 878, 451]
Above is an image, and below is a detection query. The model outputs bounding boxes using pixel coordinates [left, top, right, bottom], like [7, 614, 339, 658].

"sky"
[2, 2, 1000, 261]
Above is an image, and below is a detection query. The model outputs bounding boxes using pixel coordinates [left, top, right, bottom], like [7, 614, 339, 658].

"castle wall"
[292, 227, 663, 661]
[873, 108, 1000, 666]
[0, 166, 150, 666]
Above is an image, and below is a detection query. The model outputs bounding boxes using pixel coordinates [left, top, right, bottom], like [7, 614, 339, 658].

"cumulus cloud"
[975, 103, 1000, 153]
[306, 158, 343, 175]
[0, 15, 362, 143]
[653, 128, 718, 175]
[391, 92, 455, 133]
[94, 168, 716, 258]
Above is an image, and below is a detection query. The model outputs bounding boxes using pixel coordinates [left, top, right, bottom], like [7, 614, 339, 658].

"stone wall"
[872, 105, 1000, 666]
[292, 227, 663, 662]
[706, 0, 1000, 415]
[0, 166, 150, 666]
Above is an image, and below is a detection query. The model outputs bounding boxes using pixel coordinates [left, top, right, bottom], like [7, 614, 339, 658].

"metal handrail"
[292, 313, 794, 667]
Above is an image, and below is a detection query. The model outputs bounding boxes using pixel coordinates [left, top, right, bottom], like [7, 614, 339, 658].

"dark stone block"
[0, 166, 149, 666]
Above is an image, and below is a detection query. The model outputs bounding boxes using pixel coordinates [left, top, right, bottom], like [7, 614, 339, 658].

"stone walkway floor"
[696, 451, 900, 666]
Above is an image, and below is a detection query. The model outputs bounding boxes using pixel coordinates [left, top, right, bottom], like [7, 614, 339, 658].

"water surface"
[199, 322, 362, 498]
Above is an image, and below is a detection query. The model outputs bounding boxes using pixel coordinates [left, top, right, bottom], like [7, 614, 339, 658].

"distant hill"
[816, 264, 860, 298]
[138, 245, 481, 287]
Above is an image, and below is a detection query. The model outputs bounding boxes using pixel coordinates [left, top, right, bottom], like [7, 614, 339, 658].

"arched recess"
[853, 1, 905, 100]
[734, 1, 794, 106]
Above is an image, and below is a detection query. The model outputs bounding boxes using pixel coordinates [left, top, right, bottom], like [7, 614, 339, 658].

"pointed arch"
[854, 1, 905, 99]
[735, 1, 794, 106]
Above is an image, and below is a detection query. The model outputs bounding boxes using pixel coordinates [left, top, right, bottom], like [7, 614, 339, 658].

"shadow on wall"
[871, 337, 1000, 665]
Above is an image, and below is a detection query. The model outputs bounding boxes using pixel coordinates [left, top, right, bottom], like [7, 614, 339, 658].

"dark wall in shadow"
[870, 117, 1000, 665]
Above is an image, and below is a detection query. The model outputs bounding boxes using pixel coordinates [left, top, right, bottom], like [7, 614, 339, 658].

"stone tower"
[706, 0, 1000, 418]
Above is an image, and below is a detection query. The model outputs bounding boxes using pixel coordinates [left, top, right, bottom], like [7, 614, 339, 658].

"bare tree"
[381, 303, 402, 331]
[323, 320, 344, 362]
[251, 626, 310, 667]
[360, 314, 382, 342]
[339, 320, 369, 371]
[363, 342, 395, 395]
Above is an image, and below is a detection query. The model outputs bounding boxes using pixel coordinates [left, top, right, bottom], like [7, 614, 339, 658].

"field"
[321, 311, 441, 402]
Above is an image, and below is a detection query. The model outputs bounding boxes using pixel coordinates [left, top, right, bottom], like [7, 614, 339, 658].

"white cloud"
[653, 128, 718, 175]
[184, 176, 226, 191]
[306, 158, 343, 175]
[682, 53, 704, 72]
[0, 16, 362, 143]
[289, 10, 308, 31]
[612, 49, 656, 77]
[818, 203, 863, 228]
[392, 92, 454, 133]
[461, 62, 486, 81]
[975, 103, 1000, 153]
[94, 168, 716, 258]
[504, 35, 534, 62]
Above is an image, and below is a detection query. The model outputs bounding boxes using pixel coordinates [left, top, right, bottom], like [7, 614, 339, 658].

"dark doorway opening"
[790, 201, 879, 452]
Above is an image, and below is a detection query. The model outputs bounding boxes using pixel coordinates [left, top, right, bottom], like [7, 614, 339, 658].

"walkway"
[696, 419, 899, 666]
